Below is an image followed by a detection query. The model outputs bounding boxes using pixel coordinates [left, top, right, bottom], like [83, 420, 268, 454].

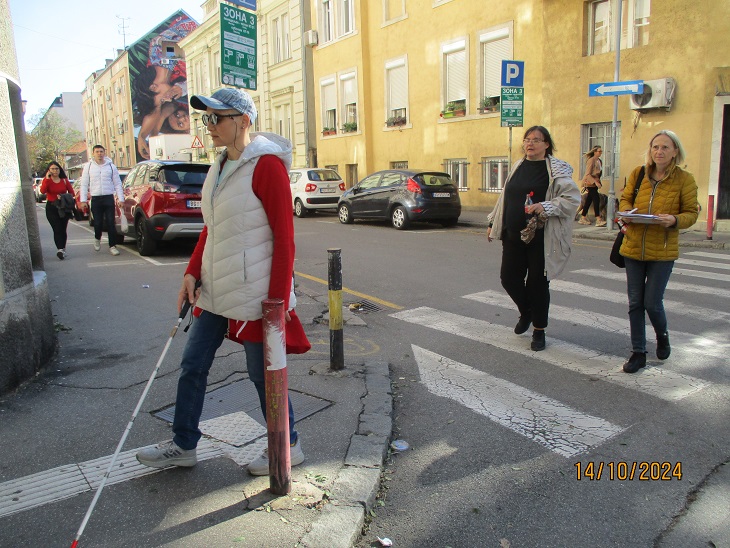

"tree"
[27, 109, 83, 176]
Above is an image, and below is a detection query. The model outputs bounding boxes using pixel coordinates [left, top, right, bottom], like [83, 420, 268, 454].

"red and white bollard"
[262, 298, 291, 495]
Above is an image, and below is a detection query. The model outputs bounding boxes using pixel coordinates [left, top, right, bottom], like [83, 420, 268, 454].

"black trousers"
[581, 187, 600, 217]
[500, 231, 550, 329]
[91, 195, 117, 247]
[45, 201, 71, 250]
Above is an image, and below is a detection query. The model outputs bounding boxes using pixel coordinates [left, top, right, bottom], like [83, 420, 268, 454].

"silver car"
[289, 168, 345, 217]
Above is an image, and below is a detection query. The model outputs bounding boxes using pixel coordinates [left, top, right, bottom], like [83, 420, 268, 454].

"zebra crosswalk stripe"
[572, 268, 730, 300]
[550, 280, 730, 323]
[676, 258, 730, 271]
[684, 251, 730, 262]
[463, 290, 729, 360]
[413, 345, 625, 457]
[390, 307, 710, 401]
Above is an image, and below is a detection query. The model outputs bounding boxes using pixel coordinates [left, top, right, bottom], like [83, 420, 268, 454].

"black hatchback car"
[337, 169, 461, 229]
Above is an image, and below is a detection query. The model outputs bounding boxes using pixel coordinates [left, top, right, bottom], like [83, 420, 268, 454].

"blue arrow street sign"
[589, 80, 644, 97]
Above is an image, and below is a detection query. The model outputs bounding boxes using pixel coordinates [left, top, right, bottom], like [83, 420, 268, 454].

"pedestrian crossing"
[390, 250, 730, 458]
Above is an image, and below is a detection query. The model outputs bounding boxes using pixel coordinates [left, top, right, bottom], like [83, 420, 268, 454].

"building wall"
[48, 92, 85, 134]
[180, 0, 313, 168]
[308, 0, 730, 222]
[0, 1, 56, 394]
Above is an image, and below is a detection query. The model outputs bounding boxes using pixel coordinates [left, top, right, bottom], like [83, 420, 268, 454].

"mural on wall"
[128, 11, 198, 162]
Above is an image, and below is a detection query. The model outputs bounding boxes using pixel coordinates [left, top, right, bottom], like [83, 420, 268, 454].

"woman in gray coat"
[487, 126, 581, 351]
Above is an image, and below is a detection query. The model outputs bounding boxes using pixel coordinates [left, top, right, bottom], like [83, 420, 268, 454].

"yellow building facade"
[81, 54, 135, 170]
[180, 0, 315, 168]
[308, 0, 730, 225]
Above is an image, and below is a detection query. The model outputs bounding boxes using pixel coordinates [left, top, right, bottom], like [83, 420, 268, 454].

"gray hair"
[646, 130, 686, 169]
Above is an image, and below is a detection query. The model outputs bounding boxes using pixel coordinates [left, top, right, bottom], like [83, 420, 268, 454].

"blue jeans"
[172, 310, 297, 450]
[625, 258, 674, 353]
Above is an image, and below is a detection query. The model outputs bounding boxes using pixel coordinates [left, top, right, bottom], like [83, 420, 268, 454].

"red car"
[119, 160, 210, 255]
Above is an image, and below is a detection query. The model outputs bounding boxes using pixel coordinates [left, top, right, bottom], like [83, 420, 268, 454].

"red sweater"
[40, 178, 74, 201]
[186, 155, 310, 354]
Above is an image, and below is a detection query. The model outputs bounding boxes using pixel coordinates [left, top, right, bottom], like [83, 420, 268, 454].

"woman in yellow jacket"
[618, 130, 698, 373]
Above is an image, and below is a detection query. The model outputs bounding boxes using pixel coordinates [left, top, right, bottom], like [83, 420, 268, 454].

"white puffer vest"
[196, 133, 294, 321]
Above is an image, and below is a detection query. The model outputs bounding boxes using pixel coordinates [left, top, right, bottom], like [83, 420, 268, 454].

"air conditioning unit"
[629, 78, 676, 111]
[303, 29, 318, 47]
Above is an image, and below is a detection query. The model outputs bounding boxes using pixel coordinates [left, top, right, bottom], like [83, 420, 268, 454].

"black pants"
[91, 195, 117, 247]
[45, 201, 71, 250]
[581, 187, 600, 217]
[500, 231, 550, 329]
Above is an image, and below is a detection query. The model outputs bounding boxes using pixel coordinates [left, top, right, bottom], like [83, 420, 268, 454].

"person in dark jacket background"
[40, 161, 75, 260]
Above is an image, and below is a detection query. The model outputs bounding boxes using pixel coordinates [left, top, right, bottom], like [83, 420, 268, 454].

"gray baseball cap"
[190, 88, 257, 124]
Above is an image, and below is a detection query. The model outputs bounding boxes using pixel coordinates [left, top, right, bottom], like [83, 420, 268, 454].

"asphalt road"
[289, 212, 730, 548]
[3, 207, 729, 548]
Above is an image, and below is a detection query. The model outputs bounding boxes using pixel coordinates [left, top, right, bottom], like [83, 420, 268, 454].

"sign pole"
[508, 127, 513, 166]
[608, 0, 623, 231]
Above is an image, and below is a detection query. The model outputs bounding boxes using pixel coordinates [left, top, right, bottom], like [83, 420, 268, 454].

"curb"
[300, 360, 392, 548]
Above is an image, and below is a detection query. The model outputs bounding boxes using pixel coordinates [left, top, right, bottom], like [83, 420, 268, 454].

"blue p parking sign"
[501, 60, 524, 87]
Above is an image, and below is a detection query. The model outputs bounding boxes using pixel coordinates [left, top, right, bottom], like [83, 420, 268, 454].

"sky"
[9, 0, 205, 126]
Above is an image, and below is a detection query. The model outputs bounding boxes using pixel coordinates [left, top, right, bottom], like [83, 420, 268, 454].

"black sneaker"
[656, 332, 671, 360]
[530, 329, 546, 351]
[514, 316, 531, 334]
[622, 352, 647, 373]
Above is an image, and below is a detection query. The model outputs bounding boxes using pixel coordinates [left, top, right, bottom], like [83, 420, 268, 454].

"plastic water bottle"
[524, 192, 534, 220]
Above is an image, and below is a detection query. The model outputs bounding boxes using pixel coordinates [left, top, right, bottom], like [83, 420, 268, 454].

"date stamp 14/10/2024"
[575, 461, 682, 481]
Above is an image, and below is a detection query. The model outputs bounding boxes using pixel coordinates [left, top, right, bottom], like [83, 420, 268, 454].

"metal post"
[607, 0, 623, 231]
[262, 299, 291, 495]
[328, 248, 344, 370]
[707, 195, 715, 240]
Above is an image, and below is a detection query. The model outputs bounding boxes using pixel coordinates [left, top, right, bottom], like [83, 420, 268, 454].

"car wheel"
[135, 216, 157, 256]
[391, 206, 410, 230]
[440, 217, 459, 228]
[294, 199, 309, 218]
[338, 203, 353, 224]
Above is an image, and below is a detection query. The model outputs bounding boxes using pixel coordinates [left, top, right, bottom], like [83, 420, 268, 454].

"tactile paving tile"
[199, 411, 267, 447]
[0, 464, 88, 518]
[218, 438, 268, 467]
[155, 380, 331, 426]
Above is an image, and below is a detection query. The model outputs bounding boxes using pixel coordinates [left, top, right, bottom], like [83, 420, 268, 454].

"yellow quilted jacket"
[619, 164, 698, 261]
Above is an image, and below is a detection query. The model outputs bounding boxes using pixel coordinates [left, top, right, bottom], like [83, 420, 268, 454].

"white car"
[289, 168, 346, 217]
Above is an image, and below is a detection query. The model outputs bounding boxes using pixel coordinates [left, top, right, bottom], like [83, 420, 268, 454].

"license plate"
[187, 200, 201, 208]
[433, 192, 450, 198]
[320, 188, 335, 193]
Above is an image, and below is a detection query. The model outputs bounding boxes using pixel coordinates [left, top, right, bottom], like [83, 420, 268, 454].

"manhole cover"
[346, 299, 382, 313]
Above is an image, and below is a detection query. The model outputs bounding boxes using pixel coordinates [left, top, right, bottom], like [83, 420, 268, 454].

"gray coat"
[488, 155, 581, 280]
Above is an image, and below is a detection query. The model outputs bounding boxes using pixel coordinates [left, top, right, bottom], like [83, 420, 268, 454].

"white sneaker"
[136, 440, 197, 469]
[248, 438, 305, 476]
[110, 246, 120, 256]
[93, 239, 101, 251]
[56, 249, 65, 260]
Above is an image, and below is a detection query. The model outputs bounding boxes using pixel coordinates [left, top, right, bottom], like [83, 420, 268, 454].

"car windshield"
[159, 166, 208, 192]
[308, 170, 341, 182]
[414, 173, 453, 187]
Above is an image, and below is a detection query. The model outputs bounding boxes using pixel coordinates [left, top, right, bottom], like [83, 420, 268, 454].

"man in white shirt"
[80, 145, 124, 256]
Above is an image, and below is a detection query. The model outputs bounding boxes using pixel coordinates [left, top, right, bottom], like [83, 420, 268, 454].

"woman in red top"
[40, 162, 75, 260]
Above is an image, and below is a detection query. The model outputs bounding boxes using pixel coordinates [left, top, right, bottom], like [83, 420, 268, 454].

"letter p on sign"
[501, 60, 524, 88]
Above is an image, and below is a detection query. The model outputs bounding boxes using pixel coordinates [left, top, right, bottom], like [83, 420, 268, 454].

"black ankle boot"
[623, 352, 647, 373]
[531, 329, 546, 351]
[656, 332, 671, 360]
[514, 315, 531, 335]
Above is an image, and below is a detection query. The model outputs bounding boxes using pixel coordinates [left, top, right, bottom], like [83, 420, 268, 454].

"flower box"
[322, 129, 337, 136]
[386, 116, 407, 127]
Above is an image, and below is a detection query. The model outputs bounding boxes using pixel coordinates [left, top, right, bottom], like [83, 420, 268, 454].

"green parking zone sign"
[500, 87, 524, 127]
[220, 4, 257, 90]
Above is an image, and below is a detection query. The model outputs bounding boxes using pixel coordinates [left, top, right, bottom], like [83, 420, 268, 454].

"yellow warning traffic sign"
[191, 136, 204, 149]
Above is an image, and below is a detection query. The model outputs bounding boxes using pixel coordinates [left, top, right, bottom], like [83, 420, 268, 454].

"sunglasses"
[201, 113, 244, 126]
